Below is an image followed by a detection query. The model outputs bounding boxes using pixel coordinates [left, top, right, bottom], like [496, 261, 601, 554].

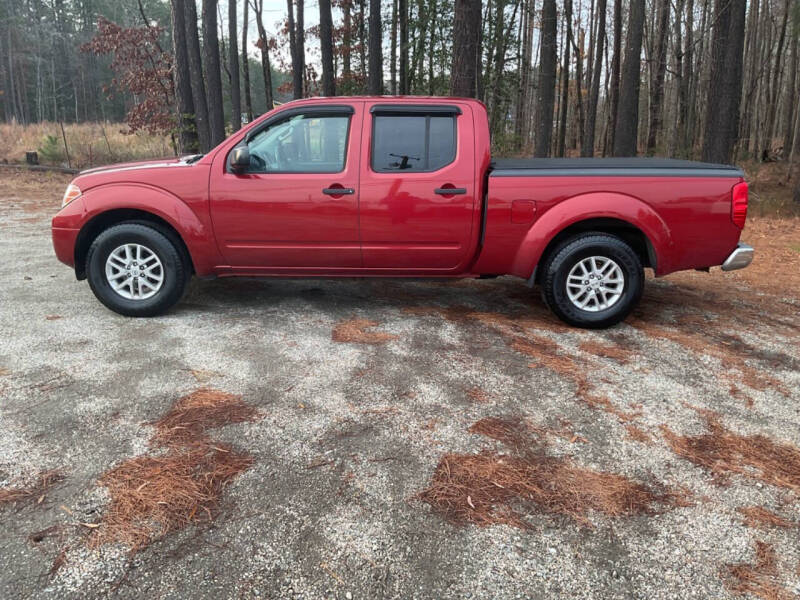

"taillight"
[731, 181, 748, 228]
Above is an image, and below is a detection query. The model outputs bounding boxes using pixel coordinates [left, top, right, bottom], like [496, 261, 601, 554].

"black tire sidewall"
[86, 224, 188, 317]
[543, 234, 643, 329]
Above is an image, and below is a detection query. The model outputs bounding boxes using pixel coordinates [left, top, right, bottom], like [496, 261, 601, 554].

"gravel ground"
[1, 171, 799, 600]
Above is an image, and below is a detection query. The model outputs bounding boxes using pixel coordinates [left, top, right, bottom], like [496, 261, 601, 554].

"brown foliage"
[91, 444, 253, 551]
[662, 412, 800, 492]
[630, 316, 787, 395]
[0, 470, 63, 506]
[723, 541, 793, 600]
[578, 340, 633, 363]
[466, 386, 490, 404]
[738, 506, 796, 530]
[80, 17, 175, 136]
[624, 424, 653, 444]
[150, 388, 259, 447]
[404, 305, 637, 422]
[332, 318, 397, 344]
[91, 389, 259, 552]
[417, 417, 673, 528]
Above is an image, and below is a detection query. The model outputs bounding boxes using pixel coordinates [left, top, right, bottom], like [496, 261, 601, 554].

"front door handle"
[322, 187, 355, 196]
[434, 187, 467, 195]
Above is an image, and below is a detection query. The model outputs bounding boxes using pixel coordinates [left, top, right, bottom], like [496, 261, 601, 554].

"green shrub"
[37, 134, 64, 164]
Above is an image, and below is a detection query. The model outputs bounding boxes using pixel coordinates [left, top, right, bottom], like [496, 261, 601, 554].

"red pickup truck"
[52, 97, 752, 328]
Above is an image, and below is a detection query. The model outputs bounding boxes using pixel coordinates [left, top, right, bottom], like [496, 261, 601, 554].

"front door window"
[244, 114, 350, 174]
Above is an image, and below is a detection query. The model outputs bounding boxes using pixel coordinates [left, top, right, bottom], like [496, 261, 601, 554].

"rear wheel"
[540, 232, 644, 329]
[86, 223, 190, 317]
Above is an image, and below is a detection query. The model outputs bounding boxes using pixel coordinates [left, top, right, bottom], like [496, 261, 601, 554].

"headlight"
[61, 183, 81, 208]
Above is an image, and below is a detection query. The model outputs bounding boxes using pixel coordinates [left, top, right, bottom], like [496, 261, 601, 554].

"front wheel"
[540, 233, 644, 329]
[86, 223, 190, 317]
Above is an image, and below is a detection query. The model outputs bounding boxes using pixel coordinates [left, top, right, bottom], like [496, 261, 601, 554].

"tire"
[86, 223, 190, 317]
[540, 232, 644, 329]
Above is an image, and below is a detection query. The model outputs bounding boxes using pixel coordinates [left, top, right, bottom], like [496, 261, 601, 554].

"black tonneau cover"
[490, 157, 743, 178]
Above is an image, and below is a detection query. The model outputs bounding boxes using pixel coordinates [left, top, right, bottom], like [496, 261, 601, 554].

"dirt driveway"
[1, 171, 799, 600]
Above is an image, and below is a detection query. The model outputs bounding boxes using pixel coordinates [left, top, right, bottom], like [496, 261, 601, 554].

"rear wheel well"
[74, 209, 194, 280]
[534, 218, 655, 284]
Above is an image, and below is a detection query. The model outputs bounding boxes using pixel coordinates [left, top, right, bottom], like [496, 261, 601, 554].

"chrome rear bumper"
[721, 243, 754, 271]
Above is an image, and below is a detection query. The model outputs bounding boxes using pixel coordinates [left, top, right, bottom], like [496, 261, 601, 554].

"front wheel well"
[74, 209, 194, 280]
[534, 218, 655, 284]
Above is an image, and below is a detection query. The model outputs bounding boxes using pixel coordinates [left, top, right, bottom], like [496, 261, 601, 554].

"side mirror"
[230, 145, 250, 172]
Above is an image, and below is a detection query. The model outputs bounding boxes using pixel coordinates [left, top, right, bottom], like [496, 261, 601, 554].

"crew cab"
[52, 97, 752, 328]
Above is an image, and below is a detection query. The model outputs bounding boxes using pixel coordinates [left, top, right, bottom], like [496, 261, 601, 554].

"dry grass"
[738, 506, 796, 530]
[150, 388, 259, 447]
[662, 411, 800, 492]
[417, 416, 674, 529]
[0, 170, 72, 217]
[624, 424, 653, 444]
[466, 386, 490, 404]
[722, 541, 793, 600]
[332, 318, 397, 344]
[0, 122, 173, 169]
[91, 388, 259, 552]
[404, 305, 639, 423]
[578, 339, 633, 363]
[0, 470, 64, 507]
[630, 316, 788, 396]
[91, 444, 253, 551]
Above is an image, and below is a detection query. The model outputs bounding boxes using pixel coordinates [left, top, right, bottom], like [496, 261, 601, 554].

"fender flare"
[77, 183, 221, 275]
[510, 191, 674, 278]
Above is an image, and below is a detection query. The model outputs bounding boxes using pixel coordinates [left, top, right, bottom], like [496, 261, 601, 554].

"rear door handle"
[434, 187, 467, 195]
[322, 187, 355, 195]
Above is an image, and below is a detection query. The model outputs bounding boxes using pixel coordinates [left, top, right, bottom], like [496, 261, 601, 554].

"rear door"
[209, 103, 363, 269]
[358, 103, 476, 270]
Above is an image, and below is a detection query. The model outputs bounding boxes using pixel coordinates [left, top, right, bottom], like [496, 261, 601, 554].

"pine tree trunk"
[582, 0, 606, 157]
[242, 0, 253, 121]
[612, 0, 645, 156]
[489, 0, 506, 133]
[399, 0, 408, 94]
[557, 0, 572, 157]
[368, 0, 383, 93]
[343, 0, 353, 93]
[320, 0, 336, 95]
[607, 0, 622, 153]
[782, 33, 798, 157]
[358, 0, 367, 84]
[202, 0, 225, 146]
[450, 0, 481, 98]
[390, 0, 398, 94]
[170, 0, 199, 152]
[646, 0, 669, 154]
[534, 0, 557, 157]
[253, 0, 274, 110]
[287, 0, 304, 99]
[514, 0, 534, 145]
[185, 0, 211, 151]
[228, 0, 241, 131]
[763, 0, 790, 158]
[701, 0, 747, 164]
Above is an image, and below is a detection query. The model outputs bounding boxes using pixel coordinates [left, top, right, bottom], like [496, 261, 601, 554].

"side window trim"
[226, 105, 355, 174]
[369, 111, 458, 174]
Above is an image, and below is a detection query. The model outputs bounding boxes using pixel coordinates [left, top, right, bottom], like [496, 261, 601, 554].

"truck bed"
[490, 157, 743, 178]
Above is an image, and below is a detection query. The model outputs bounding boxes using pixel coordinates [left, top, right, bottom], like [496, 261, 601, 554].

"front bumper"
[52, 226, 80, 268]
[721, 243, 754, 271]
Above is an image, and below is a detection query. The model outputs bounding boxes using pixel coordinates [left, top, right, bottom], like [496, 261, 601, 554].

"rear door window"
[371, 114, 456, 172]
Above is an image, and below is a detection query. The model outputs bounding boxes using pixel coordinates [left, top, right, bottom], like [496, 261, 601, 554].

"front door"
[210, 104, 362, 269]
[357, 103, 476, 270]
